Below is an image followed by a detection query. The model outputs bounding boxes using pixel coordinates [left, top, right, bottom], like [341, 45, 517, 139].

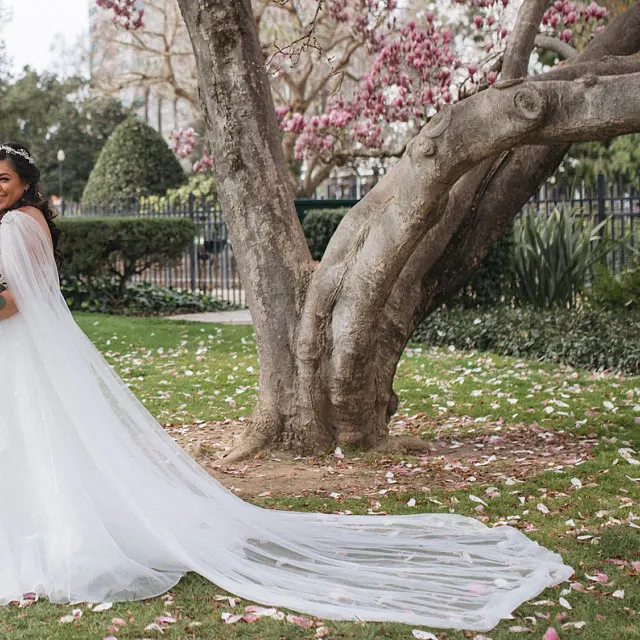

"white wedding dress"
[0, 209, 574, 631]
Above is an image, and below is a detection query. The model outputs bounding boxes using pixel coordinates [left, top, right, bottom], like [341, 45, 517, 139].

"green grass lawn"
[1, 312, 638, 640]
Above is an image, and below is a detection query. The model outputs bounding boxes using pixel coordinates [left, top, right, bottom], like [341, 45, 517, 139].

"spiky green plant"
[513, 204, 611, 309]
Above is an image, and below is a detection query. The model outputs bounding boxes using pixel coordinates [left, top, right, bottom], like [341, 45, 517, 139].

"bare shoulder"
[16, 206, 46, 224]
[16, 206, 53, 245]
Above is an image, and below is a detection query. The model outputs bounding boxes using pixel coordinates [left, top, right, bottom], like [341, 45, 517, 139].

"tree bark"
[177, 0, 640, 459]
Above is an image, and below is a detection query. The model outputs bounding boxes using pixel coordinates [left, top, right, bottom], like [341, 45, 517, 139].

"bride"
[0, 141, 573, 632]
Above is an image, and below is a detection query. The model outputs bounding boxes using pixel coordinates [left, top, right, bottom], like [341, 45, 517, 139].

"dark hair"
[0, 141, 61, 252]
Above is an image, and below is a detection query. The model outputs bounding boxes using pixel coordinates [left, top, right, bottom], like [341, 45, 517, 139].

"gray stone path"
[168, 309, 253, 324]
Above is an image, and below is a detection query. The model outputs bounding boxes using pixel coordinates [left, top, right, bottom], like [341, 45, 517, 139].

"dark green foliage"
[512, 205, 610, 309]
[450, 225, 515, 308]
[57, 217, 196, 304]
[0, 70, 129, 200]
[558, 134, 640, 187]
[588, 264, 640, 311]
[82, 117, 185, 205]
[301, 208, 348, 260]
[413, 305, 640, 375]
[61, 280, 234, 316]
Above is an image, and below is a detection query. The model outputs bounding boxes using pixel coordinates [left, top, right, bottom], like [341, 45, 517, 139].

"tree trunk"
[177, 0, 640, 460]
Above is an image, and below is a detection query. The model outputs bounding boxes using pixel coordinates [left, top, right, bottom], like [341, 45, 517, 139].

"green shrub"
[413, 305, 640, 374]
[61, 280, 234, 316]
[588, 264, 640, 311]
[57, 217, 196, 304]
[450, 225, 515, 308]
[512, 204, 610, 308]
[82, 117, 185, 205]
[301, 208, 348, 260]
[142, 172, 218, 208]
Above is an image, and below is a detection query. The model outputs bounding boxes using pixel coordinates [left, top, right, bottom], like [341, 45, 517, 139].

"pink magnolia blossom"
[96, 0, 609, 171]
[541, 0, 606, 45]
[95, 0, 143, 30]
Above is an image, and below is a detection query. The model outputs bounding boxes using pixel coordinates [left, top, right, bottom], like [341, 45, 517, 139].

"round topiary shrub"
[82, 117, 185, 205]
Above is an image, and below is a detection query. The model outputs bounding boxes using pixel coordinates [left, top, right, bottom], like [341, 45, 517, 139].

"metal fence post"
[189, 192, 197, 292]
[597, 172, 606, 244]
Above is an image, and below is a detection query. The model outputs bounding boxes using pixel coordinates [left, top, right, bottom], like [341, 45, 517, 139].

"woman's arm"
[0, 207, 54, 321]
[0, 289, 19, 320]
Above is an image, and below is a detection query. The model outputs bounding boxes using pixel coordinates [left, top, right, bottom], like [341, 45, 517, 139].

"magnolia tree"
[169, 0, 610, 194]
[99, 0, 640, 460]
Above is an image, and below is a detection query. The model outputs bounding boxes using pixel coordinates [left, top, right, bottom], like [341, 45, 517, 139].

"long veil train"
[0, 209, 573, 631]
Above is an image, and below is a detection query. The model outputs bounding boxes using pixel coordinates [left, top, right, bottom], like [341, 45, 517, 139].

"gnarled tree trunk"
[176, 0, 640, 460]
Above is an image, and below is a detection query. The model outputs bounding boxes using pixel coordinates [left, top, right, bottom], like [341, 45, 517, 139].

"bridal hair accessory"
[0, 146, 34, 164]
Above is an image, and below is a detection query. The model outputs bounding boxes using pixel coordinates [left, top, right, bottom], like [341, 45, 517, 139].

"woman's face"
[0, 159, 27, 211]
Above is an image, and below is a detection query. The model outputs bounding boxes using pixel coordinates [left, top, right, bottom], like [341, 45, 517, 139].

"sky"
[3, 0, 90, 75]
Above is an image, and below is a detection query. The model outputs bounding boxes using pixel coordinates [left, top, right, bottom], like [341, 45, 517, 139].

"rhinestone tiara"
[0, 145, 34, 164]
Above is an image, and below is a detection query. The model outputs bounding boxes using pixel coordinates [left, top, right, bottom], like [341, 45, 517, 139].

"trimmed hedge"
[588, 265, 640, 311]
[301, 208, 348, 260]
[450, 225, 515, 308]
[57, 217, 196, 304]
[82, 117, 185, 205]
[413, 305, 640, 375]
[61, 280, 233, 316]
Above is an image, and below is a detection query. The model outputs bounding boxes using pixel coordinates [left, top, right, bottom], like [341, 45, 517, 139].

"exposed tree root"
[218, 434, 270, 463]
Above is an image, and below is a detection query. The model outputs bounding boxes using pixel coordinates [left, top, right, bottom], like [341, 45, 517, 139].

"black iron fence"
[62, 172, 640, 307]
[522, 172, 640, 273]
[62, 196, 245, 308]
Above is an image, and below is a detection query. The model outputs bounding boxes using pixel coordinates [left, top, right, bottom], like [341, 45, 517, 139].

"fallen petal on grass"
[412, 631, 437, 640]
[286, 614, 314, 628]
[585, 570, 609, 583]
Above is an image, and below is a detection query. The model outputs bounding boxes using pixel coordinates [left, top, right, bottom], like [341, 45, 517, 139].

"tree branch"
[379, 2, 640, 358]
[301, 71, 640, 380]
[534, 34, 578, 60]
[502, 0, 550, 80]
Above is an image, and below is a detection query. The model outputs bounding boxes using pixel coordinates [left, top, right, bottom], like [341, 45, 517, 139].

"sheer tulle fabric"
[0, 210, 573, 631]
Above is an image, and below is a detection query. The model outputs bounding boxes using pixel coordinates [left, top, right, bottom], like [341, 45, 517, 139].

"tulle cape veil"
[0, 210, 574, 631]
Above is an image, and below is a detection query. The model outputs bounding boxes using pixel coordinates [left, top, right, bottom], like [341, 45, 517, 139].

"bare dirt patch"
[164, 415, 597, 501]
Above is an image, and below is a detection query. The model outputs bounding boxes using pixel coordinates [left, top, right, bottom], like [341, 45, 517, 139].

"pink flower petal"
[286, 614, 314, 628]
[241, 613, 260, 623]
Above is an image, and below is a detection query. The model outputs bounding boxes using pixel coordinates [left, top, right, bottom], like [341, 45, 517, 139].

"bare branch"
[532, 54, 640, 82]
[502, 0, 550, 80]
[534, 34, 578, 60]
[332, 145, 406, 161]
[265, 2, 323, 68]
